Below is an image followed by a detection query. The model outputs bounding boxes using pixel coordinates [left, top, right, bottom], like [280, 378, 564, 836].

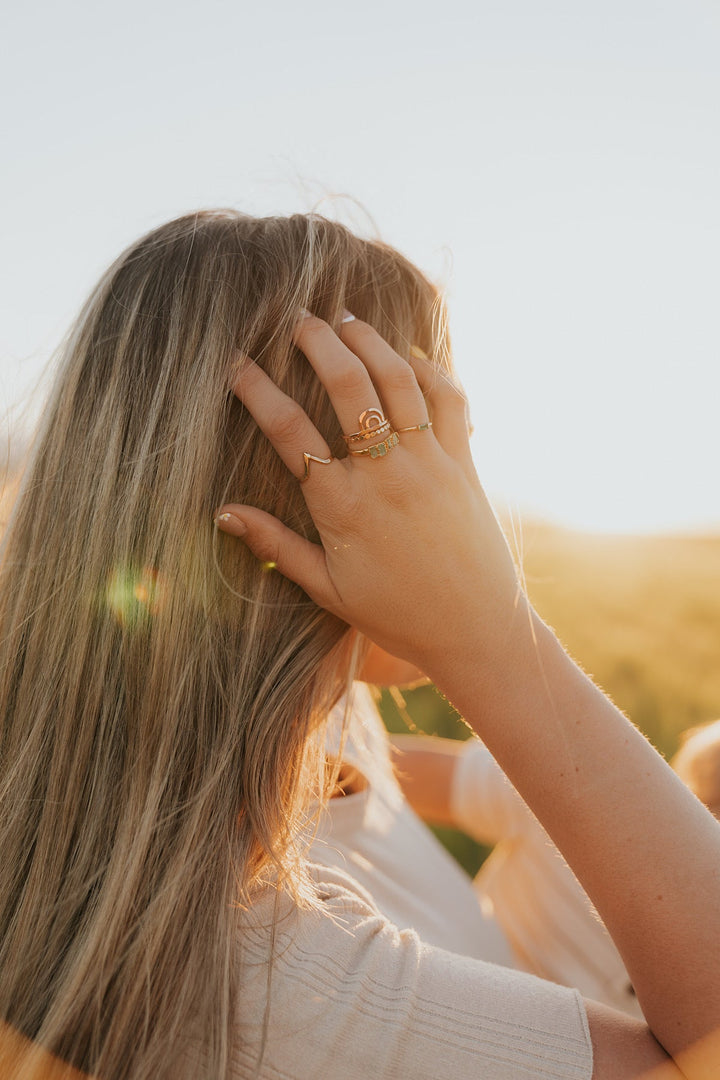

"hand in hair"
[216, 311, 520, 678]
[216, 313, 720, 1080]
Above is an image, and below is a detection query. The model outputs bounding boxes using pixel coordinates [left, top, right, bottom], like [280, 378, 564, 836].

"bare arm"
[216, 314, 720, 1078]
[423, 602, 720, 1078]
[389, 734, 463, 827]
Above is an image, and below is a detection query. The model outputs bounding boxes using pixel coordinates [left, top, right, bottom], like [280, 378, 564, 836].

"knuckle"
[435, 377, 467, 408]
[327, 363, 369, 397]
[347, 319, 377, 342]
[384, 362, 418, 395]
[336, 486, 366, 523]
[265, 404, 307, 444]
[260, 536, 281, 564]
[251, 533, 281, 565]
[296, 314, 327, 338]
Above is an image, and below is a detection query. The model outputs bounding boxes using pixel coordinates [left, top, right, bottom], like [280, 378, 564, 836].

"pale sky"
[1, 0, 718, 533]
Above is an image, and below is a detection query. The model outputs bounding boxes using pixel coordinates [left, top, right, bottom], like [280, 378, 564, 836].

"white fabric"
[228, 687, 594, 1077]
[451, 737, 643, 1018]
[233, 862, 593, 1080]
[310, 686, 515, 966]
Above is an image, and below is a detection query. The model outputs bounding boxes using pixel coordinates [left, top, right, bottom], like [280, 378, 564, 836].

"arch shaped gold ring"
[300, 452, 334, 483]
[343, 408, 391, 445]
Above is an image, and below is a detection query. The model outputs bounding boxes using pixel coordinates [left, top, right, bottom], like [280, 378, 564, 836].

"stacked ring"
[348, 431, 399, 459]
[343, 408, 391, 445]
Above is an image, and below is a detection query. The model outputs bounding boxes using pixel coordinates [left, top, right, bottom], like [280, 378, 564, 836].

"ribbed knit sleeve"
[232, 864, 593, 1080]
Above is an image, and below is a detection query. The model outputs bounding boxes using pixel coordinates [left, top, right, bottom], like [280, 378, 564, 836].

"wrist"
[419, 593, 547, 707]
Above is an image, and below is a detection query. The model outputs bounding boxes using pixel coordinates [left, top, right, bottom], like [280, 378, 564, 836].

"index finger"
[231, 357, 337, 484]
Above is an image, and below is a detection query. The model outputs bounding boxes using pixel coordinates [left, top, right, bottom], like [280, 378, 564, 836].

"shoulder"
[233, 864, 593, 1080]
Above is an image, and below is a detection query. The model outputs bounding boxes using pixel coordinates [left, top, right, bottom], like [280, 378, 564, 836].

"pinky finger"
[214, 505, 341, 612]
[407, 348, 476, 483]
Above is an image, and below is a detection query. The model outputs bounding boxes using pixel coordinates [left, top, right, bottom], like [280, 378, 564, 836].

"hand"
[218, 315, 720, 1078]
[215, 314, 521, 676]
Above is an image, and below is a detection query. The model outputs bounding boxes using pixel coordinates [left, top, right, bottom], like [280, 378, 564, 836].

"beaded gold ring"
[343, 408, 391, 445]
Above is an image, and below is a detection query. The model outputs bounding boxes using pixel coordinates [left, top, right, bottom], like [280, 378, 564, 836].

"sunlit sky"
[2, 0, 718, 533]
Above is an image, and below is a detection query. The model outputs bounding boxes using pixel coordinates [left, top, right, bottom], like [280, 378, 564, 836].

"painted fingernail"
[341, 310, 356, 323]
[214, 512, 246, 535]
[410, 345, 428, 360]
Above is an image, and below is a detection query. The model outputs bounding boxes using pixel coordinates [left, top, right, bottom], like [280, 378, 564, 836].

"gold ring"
[300, 452, 334, 482]
[394, 421, 432, 434]
[343, 408, 390, 444]
[348, 432, 399, 459]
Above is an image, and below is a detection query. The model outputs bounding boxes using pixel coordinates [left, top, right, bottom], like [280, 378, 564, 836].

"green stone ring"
[394, 421, 433, 434]
[348, 431, 400, 459]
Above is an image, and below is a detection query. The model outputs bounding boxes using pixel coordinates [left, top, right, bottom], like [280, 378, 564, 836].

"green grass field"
[378, 521, 720, 874]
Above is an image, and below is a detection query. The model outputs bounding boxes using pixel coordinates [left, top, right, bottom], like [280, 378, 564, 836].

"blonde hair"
[671, 720, 720, 819]
[0, 211, 448, 1078]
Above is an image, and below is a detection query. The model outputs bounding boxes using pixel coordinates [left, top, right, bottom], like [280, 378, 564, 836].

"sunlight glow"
[104, 565, 164, 627]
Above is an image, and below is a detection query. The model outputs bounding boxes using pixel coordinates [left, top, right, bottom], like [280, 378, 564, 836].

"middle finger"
[293, 314, 389, 443]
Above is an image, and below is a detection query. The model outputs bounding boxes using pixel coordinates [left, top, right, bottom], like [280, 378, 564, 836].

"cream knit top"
[230, 689, 594, 1078]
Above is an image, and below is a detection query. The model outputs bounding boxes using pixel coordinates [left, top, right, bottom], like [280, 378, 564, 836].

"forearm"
[389, 735, 464, 827]
[423, 602, 720, 1077]
[219, 311, 720, 1076]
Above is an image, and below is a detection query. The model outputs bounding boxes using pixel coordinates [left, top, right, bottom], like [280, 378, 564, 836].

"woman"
[0, 210, 717, 1078]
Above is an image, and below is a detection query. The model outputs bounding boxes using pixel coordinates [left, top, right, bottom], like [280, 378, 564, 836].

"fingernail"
[341, 310, 356, 323]
[214, 512, 246, 535]
[410, 345, 428, 360]
[299, 307, 313, 319]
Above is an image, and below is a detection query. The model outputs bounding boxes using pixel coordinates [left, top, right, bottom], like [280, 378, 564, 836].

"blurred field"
[379, 520, 720, 874]
[3, 464, 719, 875]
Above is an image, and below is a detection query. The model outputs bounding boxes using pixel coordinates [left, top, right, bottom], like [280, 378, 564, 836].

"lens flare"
[105, 565, 164, 626]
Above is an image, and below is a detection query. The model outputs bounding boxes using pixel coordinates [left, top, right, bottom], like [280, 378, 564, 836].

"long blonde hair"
[0, 210, 448, 1078]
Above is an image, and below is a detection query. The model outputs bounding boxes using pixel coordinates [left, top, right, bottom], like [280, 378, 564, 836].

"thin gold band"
[394, 421, 432, 434]
[300, 452, 334, 482]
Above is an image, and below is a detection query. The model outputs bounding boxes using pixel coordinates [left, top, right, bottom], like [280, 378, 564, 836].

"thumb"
[214, 504, 337, 609]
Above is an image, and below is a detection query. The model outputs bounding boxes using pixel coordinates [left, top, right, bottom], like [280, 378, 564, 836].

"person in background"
[1, 209, 719, 1079]
[386, 715, 720, 1021]
[671, 719, 720, 819]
